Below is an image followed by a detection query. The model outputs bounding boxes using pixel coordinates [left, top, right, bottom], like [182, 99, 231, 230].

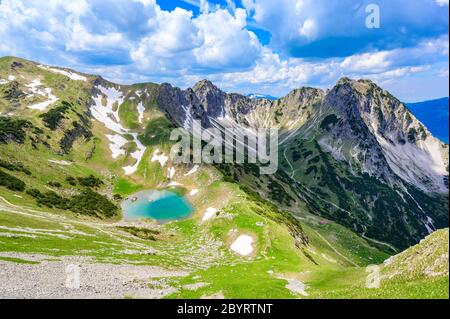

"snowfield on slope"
[26, 79, 59, 111]
[137, 101, 145, 124]
[123, 133, 146, 175]
[202, 207, 218, 222]
[230, 235, 254, 256]
[151, 149, 169, 167]
[48, 159, 72, 166]
[38, 65, 87, 82]
[284, 278, 309, 297]
[91, 85, 146, 175]
[167, 167, 176, 179]
[105, 134, 128, 159]
[91, 85, 125, 133]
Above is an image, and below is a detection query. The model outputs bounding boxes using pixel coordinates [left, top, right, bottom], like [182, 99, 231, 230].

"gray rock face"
[320, 80, 399, 183]
[153, 77, 448, 194]
[156, 80, 260, 129]
[193, 80, 227, 119]
[320, 78, 449, 193]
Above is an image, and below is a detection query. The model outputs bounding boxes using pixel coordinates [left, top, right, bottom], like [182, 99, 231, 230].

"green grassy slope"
[307, 229, 449, 299]
[280, 137, 448, 252]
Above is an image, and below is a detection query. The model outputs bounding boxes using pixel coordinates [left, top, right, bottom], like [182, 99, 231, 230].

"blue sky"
[0, 0, 448, 101]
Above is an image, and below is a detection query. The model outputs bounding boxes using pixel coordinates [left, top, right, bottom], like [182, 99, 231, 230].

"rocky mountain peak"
[193, 79, 221, 94]
[336, 77, 353, 85]
[320, 77, 449, 193]
[192, 79, 226, 118]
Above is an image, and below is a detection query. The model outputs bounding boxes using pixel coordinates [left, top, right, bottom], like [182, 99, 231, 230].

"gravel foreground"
[0, 253, 189, 299]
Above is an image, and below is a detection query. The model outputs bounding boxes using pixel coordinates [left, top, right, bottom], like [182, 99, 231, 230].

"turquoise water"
[121, 190, 193, 223]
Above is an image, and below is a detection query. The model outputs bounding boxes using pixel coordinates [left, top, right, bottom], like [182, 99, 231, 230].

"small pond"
[121, 190, 193, 223]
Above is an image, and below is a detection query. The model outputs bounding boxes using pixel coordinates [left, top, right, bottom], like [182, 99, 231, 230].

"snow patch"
[26, 79, 59, 111]
[167, 167, 176, 179]
[0, 79, 8, 85]
[168, 181, 183, 187]
[283, 278, 309, 296]
[190, 189, 199, 196]
[185, 164, 199, 176]
[8, 75, 15, 81]
[137, 101, 145, 124]
[123, 133, 146, 175]
[48, 160, 72, 166]
[180, 105, 193, 130]
[230, 235, 254, 256]
[151, 149, 169, 167]
[105, 134, 128, 159]
[202, 207, 218, 222]
[38, 65, 87, 81]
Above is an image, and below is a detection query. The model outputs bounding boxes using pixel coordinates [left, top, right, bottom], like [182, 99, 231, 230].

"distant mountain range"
[407, 98, 449, 144]
[246, 93, 278, 100]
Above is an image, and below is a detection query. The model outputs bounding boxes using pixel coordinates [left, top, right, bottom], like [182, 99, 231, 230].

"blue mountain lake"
[121, 190, 193, 223]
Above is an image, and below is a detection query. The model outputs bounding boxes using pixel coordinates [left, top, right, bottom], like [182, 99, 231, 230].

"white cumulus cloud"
[0, 0, 447, 101]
